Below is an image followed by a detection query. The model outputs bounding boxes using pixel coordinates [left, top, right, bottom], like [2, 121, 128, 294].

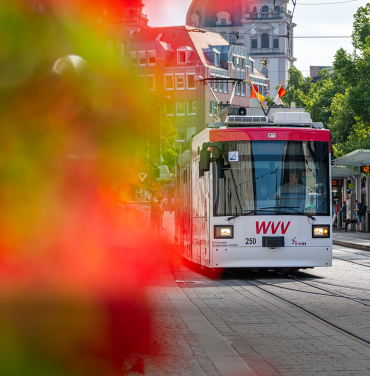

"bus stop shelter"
[332, 149, 370, 231]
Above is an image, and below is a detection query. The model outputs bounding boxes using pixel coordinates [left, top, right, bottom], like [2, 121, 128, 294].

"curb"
[333, 240, 370, 252]
[158, 249, 257, 376]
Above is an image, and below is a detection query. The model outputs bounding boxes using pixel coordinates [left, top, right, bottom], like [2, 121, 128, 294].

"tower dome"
[186, 0, 244, 28]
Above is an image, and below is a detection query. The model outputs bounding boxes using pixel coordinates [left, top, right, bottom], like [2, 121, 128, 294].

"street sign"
[138, 172, 147, 182]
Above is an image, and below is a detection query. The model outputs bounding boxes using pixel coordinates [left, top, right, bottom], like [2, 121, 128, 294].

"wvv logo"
[256, 221, 291, 235]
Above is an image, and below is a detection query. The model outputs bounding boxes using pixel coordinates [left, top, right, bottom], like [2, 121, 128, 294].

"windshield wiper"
[261, 206, 316, 220]
[227, 209, 280, 221]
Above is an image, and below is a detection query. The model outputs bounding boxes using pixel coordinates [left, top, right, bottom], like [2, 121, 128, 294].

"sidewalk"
[333, 227, 370, 251]
[144, 211, 256, 375]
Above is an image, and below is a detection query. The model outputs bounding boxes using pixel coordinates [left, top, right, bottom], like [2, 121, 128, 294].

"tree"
[352, 4, 370, 50]
[160, 111, 180, 173]
[283, 66, 313, 108]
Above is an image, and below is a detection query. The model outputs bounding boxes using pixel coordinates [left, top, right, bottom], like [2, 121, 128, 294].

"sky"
[143, 0, 369, 76]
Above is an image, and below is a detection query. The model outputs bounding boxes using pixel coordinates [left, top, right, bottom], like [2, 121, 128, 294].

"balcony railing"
[244, 12, 288, 20]
[107, 16, 148, 26]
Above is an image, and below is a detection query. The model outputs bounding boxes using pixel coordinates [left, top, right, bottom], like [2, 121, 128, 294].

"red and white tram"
[175, 105, 332, 270]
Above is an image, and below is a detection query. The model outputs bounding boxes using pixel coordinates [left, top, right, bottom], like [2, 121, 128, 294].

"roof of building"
[186, 0, 244, 28]
[186, 0, 283, 28]
[131, 25, 230, 69]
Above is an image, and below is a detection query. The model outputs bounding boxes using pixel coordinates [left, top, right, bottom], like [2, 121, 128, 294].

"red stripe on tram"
[209, 128, 331, 150]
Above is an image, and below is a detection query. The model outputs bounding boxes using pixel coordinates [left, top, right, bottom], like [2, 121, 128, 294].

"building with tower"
[103, 0, 149, 35]
[186, 0, 295, 92]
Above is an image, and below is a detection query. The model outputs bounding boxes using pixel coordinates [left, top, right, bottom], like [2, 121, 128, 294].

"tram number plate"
[246, 238, 257, 245]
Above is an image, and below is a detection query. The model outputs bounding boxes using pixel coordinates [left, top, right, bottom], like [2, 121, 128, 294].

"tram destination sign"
[360, 165, 370, 173]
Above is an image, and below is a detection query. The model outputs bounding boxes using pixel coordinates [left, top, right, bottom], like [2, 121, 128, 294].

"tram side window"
[183, 169, 187, 184]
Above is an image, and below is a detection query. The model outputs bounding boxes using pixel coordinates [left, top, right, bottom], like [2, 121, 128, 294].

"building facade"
[130, 26, 268, 144]
[186, 0, 295, 92]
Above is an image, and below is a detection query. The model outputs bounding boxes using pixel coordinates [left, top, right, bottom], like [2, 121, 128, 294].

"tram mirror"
[200, 149, 211, 173]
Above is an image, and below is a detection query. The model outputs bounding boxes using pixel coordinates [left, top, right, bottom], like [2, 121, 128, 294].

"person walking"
[170, 197, 175, 214]
[162, 196, 168, 212]
[354, 200, 364, 232]
[332, 202, 339, 226]
[150, 198, 161, 237]
[340, 202, 347, 228]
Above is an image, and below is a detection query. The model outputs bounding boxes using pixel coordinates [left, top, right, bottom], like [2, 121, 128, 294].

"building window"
[175, 74, 185, 90]
[262, 6, 269, 12]
[130, 51, 137, 65]
[178, 51, 187, 64]
[138, 75, 146, 89]
[187, 101, 196, 115]
[147, 75, 155, 91]
[214, 77, 219, 92]
[224, 80, 229, 93]
[241, 83, 245, 96]
[148, 50, 156, 65]
[120, 42, 126, 58]
[251, 39, 257, 49]
[138, 51, 146, 65]
[209, 101, 218, 116]
[176, 101, 185, 116]
[186, 74, 196, 89]
[165, 100, 174, 116]
[164, 74, 174, 90]
[177, 127, 185, 141]
[214, 52, 221, 67]
[273, 38, 279, 48]
[106, 39, 115, 56]
[261, 33, 269, 48]
[187, 127, 196, 140]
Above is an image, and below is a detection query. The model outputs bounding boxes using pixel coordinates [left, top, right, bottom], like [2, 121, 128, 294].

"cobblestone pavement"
[142, 212, 255, 376]
[142, 212, 214, 375]
[141, 215, 370, 375]
[144, 274, 217, 375]
[171, 245, 370, 376]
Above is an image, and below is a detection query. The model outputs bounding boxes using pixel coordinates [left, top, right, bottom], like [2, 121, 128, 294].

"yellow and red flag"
[250, 81, 265, 103]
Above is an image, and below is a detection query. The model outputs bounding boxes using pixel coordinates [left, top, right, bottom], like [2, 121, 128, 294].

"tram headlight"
[214, 225, 234, 239]
[312, 225, 330, 238]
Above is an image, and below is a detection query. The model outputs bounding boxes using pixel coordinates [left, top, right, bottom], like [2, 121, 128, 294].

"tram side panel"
[177, 144, 192, 260]
[191, 158, 211, 266]
[191, 130, 211, 267]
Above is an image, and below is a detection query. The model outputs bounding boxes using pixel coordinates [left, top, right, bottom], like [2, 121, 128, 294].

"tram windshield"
[212, 141, 330, 216]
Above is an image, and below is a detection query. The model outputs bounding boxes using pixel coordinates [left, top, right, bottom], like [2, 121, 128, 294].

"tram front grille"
[262, 236, 285, 248]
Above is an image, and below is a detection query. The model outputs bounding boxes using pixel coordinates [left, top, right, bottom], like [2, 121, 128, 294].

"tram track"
[174, 249, 370, 353]
[235, 271, 370, 349]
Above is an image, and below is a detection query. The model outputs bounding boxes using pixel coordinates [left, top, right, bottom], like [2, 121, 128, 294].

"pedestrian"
[162, 196, 168, 212]
[354, 199, 364, 232]
[332, 202, 339, 226]
[150, 198, 161, 237]
[340, 202, 346, 228]
[170, 197, 175, 214]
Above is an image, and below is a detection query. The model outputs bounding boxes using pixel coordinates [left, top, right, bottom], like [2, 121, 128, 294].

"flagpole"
[249, 79, 267, 116]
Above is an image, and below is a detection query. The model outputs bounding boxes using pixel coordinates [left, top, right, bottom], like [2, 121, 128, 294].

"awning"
[333, 149, 370, 166]
[331, 166, 356, 178]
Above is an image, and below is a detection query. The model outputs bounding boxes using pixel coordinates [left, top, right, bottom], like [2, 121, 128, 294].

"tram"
[174, 104, 332, 270]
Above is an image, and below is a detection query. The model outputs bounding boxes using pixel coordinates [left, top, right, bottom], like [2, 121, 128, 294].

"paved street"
[142, 213, 370, 375]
